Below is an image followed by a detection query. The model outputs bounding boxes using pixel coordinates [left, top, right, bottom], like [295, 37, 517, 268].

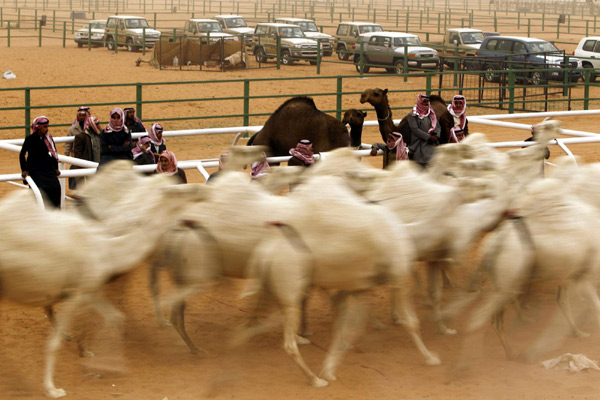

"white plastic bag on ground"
[2, 70, 16, 79]
[541, 353, 600, 372]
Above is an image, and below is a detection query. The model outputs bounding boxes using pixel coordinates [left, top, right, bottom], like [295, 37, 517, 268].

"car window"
[125, 19, 149, 29]
[268, 27, 278, 36]
[449, 33, 459, 44]
[513, 42, 526, 53]
[368, 36, 379, 45]
[198, 22, 222, 32]
[393, 36, 421, 46]
[583, 39, 597, 51]
[360, 25, 383, 33]
[91, 22, 105, 29]
[382, 37, 391, 47]
[107, 18, 116, 28]
[300, 22, 318, 32]
[255, 25, 267, 35]
[225, 18, 247, 28]
[485, 39, 499, 50]
[351, 26, 359, 36]
[527, 41, 559, 53]
[594, 42, 600, 53]
[498, 39, 513, 52]
[461, 31, 484, 44]
[337, 25, 348, 35]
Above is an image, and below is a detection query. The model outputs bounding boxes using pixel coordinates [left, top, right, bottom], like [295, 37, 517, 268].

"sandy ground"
[2, 37, 600, 400]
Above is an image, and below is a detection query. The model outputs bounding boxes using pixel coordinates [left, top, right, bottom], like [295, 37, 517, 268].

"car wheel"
[354, 57, 370, 73]
[106, 36, 115, 51]
[77, 42, 83, 48]
[583, 62, 597, 82]
[309, 60, 317, 65]
[530, 70, 545, 85]
[337, 46, 349, 61]
[385, 67, 395, 73]
[394, 60, 405, 75]
[255, 47, 266, 63]
[126, 38, 137, 52]
[281, 50, 293, 65]
[484, 64, 498, 82]
[324, 51, 332, 57]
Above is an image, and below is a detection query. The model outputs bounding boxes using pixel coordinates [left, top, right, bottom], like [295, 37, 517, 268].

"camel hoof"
[320, 369, 337, 382]
[438, 327, 457, 336]
[311, 377, 329, 388]
[425, 355, 442, 366]
[300, 330, 314, 337]
[572, 330, 590, 338]
[392, 316, 406, 326]
[190, 347, 208, 356]
[296, 335, 311, 345]
[62, 332, 75, 342]
[158, 319, 172, 328]
[46, 387, 67, 398]
[80, 350, 95, 358]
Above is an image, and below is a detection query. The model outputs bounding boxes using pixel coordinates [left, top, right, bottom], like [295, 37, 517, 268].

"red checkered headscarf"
[412, 94, 437, 133]
[289, 139, 315, 165]
[157, 150, 178, 175]
[106, 108, 126, 133]
[31, 116, 58, 160]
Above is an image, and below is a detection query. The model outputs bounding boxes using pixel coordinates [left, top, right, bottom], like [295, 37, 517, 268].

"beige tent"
[150, 38, 246, 69]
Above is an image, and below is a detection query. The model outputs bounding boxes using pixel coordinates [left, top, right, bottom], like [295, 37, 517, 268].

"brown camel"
[341, 109, 367, 148]
[360, 88, 450, 146]
[247, 97, 362, 156]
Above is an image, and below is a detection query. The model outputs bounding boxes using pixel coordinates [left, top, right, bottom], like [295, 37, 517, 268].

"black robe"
[19, 133, 61, 208]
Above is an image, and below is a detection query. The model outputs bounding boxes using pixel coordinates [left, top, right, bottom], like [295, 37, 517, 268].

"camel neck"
[349, 123, 363, 148]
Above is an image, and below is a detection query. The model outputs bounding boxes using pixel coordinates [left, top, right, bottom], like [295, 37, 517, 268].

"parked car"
[334, 21, 383, 60]
[74, 20, 107, 47]
[353, 31, 439, 74]
[274, 17, 333, 56]
[104, 15, 161, 51]
[214, 15, 254, 46]
[574, 36, 600, 82]
[183, 18, 238, 43]
[476, 36, 581, 84]
[253, 23, 319, 65]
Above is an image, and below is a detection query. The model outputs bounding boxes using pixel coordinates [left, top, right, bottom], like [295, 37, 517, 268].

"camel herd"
[3, 119, 600, 397]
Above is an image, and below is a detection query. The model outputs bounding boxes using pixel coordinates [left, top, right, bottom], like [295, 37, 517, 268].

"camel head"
[360, 88, 388, 106]
[342, 109, 367, 127]
[531, 118, 560, 146]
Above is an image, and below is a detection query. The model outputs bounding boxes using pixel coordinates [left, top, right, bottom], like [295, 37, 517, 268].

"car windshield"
[393, 36, 422, 46]
[125, 19, 149, 28]
[527, 41, 560, 53]
[460, 32, 484, 44]
[225, 18, 247, 28]
[278, 26, 305, 38]
[90, 22, 106, 29]
[197, 22, 222, 32]
[297, 21, 318, 32]
[359, 25, 383, 33]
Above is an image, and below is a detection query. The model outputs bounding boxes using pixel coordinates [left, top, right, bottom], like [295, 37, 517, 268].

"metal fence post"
[7, 20, 10, 47]
[243, 79, 249, 126]
[25, 88, 31, 136]
[453, 46, 458, 86]
[115, 22, 118, 53]
[426, 73, 431, 96]
[38, 19, 42, 46]
[136, 83, 143, 120]
[359, 40, 364, 77]
[154, 12, 156, 29]
[276, 35, 281, 70]
[584, 69, 590, 110]
[336, 76, 342, 121]
[142, 26, 146, 55]
[316, 39, 321, 75]
[563, 55, 569, 96]
[403, 43, 408, 82]
[62, 21, 66, 47]
[88, 23, 92, 50]
[508, 68, 515, 114]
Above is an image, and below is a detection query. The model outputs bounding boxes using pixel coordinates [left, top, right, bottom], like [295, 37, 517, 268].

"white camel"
[241, 174, 440, 387]
[0, 163, 209, 398]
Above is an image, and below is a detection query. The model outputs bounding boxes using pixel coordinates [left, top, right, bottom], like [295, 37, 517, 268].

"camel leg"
[44, 295, 88, 398]
[321, 293, 366, 381]
[392, 279, 440, 366]
[441, 263, 455, 289]
[170, 300, 205, 355]
[491, 309, 513, 359]
[557, 285, 589, 338]
[299, 292, 314, 338]
[427, 261, 456, 335]
[577, 280, 600, 331]
[281, 304, 328, 388]
[149, 260, 171, 327]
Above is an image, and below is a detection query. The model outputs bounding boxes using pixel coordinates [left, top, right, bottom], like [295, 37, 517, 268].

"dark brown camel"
[360, 88, 450, 146]
[247, 97, 363, 156]
[341, 109, 367, 148]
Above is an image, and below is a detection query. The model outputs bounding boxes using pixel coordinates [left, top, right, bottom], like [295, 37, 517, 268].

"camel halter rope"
[377, 108, 391, 122]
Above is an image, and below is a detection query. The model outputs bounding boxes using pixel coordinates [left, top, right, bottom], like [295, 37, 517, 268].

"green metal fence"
[2, 71, 600, 137]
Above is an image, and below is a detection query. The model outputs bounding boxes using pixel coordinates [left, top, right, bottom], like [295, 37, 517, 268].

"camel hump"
[272, 96, 318, 116]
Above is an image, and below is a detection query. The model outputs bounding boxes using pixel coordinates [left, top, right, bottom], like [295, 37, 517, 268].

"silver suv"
[183, 19, 238, 43]
[104, 15, 161, 52]
[253, 23, 319, 65]
[274, 17, 333, 56]
[334, 22, 383, 60]
[353, 32, 439, 74]
[214, 15, 254, 46]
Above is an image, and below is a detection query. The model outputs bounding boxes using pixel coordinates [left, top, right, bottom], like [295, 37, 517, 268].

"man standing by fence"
[20, 116, 61, 208]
